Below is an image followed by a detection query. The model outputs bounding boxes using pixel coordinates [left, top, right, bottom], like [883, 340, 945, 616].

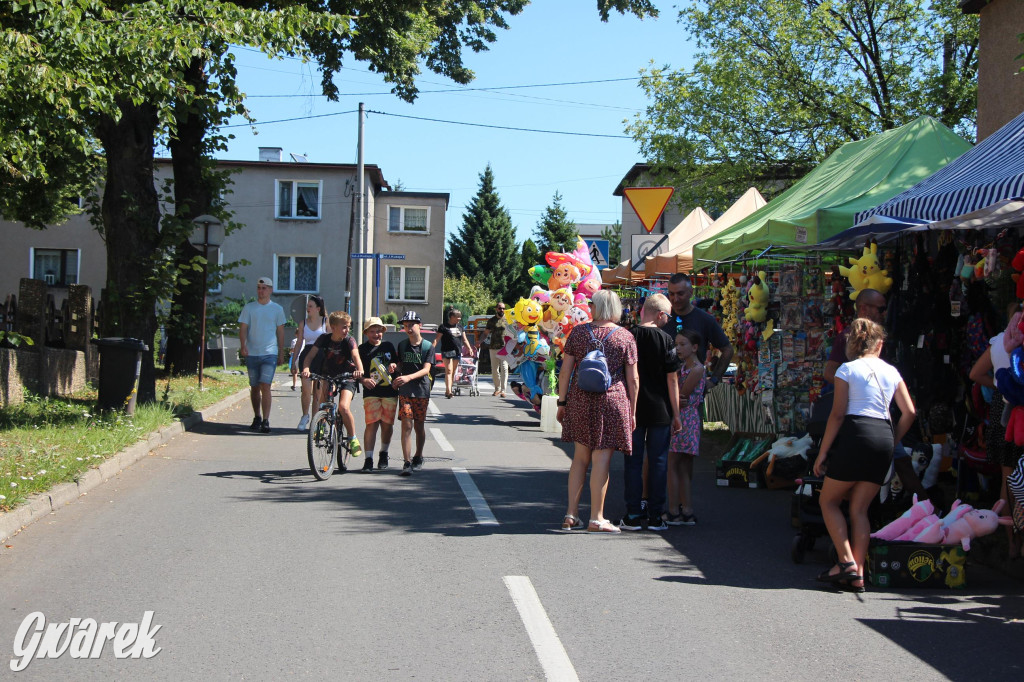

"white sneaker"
[297, 414, 310, 431]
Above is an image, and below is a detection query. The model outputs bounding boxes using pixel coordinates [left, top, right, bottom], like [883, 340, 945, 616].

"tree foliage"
[627, 0, 978, 211]
[513, 238, 542, 299]
[443, 274, 496, 316]
[533, 191, 578, 256]
[445, 164, 521, 303]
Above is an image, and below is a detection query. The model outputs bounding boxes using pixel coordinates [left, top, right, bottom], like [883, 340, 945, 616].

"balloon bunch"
[503, 237, 599, 402]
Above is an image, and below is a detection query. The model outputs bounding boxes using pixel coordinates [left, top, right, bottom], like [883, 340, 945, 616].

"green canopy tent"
[692, 116, 971, 265]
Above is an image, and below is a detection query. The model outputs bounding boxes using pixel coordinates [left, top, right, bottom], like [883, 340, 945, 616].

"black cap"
[400, 310, 421, 324]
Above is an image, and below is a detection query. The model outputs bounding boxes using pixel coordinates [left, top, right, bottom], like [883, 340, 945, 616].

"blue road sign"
[351, 253, 374, 259]
[379, 254, 406, 260]
[584, 239, 610, 269]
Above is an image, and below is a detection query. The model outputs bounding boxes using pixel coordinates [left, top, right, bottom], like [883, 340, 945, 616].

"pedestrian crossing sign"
[585, 239, 610, 269]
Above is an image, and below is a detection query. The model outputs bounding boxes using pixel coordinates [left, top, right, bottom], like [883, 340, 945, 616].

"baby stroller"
[790, 394, 832, 563]
[452, 349, 479, 396]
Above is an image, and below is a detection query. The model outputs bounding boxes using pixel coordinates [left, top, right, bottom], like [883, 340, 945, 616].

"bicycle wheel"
[307, 410, 335, 480]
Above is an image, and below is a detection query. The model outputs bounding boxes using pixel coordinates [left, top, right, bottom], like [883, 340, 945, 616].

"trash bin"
[91, 337, 148, 414]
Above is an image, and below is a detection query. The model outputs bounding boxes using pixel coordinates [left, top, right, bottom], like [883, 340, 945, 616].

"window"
[388, 206, 429, 233]
[30, 248, 79, 286]
[275, 254, 320, 293]
[276, 180, 321, 219]
[386, 265, 428, 302]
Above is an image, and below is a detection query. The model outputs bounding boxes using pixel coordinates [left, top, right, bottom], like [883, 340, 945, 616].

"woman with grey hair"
[556, 289, 639, 532]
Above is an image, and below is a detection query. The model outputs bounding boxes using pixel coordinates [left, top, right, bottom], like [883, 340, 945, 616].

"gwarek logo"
[10, 611, 161, 672]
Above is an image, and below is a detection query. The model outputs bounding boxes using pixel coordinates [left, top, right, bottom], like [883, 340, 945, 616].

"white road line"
[430, 427, 454, 452]
[503, 576, 580, 682]
[428, 399, 440, 415]
[451, 467, 498, 526]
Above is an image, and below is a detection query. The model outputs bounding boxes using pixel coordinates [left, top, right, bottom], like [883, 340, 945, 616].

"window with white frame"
[276, 180, 321, 219]
[31, 248, 80, 286]
[275, 254, 320, 293]
[386, 265, 428, 302]
[388, 206, 429, 233]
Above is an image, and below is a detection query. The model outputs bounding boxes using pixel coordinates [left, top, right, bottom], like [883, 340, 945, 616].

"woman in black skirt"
[434, 307, 474, 398]
[813, 318, 916, 592]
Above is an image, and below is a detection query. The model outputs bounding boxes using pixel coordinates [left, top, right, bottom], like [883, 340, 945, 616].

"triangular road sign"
[624, 187, 675, 233]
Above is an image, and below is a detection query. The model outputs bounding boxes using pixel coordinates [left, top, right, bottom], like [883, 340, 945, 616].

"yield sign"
[623, 187, 674, 233]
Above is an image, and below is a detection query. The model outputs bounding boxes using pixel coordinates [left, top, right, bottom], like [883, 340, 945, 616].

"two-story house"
[0, 147, 449, 341]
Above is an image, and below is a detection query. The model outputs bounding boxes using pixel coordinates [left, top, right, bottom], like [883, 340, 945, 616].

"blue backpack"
[576, 325, 621, 393]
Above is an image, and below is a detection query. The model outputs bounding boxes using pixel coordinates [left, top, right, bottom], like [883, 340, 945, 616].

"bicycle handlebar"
[307, 372, 357, 385]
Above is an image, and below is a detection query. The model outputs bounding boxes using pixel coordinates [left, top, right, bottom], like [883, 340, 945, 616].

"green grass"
[0, 370, 250, 513]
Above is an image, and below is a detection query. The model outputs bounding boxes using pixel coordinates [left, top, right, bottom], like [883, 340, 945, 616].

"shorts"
[245, 354, 277, 386]
[398, 396, 429, 422]
[442, 349, 459, 359]
[364, 396, 398, 425]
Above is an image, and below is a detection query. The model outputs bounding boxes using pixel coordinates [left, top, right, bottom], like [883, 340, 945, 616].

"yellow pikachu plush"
[838, 243, 892, 300]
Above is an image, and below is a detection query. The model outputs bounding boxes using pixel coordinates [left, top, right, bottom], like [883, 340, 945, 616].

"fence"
[1, 278, 98, 407]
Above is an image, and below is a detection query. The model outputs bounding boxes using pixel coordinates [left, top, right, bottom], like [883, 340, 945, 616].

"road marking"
[451, 467, 498, 526]
[503, 576, 580, 682]
[428, 399, 440, 415]
[430, 427, 454, 452]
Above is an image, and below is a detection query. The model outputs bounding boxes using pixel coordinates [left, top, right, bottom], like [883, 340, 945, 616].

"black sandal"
[816, 561, 861, 584]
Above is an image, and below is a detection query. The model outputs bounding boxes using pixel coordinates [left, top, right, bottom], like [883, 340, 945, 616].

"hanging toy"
[744, 271, 770, 323]
[838, 242, 893, 300]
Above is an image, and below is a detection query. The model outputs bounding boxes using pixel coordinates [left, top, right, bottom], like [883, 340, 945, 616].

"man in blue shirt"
[238, 277, 286, 433]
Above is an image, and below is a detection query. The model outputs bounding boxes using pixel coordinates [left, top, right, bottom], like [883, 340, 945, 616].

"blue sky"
[218, 1, 695, 246]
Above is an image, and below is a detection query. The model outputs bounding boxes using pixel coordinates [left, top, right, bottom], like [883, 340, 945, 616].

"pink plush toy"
[871, 495, 935, 541]
[896, 514, 940, 542]
[943, 500, 1013, 551]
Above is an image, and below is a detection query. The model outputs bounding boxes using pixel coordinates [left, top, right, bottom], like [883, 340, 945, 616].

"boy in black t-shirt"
[357, 317, 399, 472]
[393, 311, 433, 476]
[621, 294, 681, 531]
[302, 311, 365, 459]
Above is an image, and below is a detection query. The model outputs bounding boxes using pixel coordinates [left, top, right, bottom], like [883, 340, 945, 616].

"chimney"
[258, 147, 283, 162]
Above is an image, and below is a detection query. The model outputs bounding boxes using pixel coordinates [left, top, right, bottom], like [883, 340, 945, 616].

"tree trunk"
[95, 102, 161, 405]
[164, 57, 212, 376]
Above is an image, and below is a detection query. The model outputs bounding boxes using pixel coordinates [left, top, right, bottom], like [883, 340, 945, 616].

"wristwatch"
[557, 399, 568, 407]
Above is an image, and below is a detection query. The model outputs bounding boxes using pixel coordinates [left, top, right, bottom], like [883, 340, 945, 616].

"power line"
[365, 109, 631, 139]
[247, 76, 640, 98]
[221, 110, 359, 129]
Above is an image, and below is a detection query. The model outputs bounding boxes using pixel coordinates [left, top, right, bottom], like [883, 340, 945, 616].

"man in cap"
[357, 316, 399, 472]
[238, 277, 287, 433]
[393, 311, 433, 476]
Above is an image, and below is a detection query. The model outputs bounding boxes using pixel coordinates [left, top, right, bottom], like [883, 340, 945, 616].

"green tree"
[533, 191, 578, 256]
[443, 275, 496, 316]
[627, 0, 978, 211]
[513, 238, 543, 299]
[600, 221, 622, 264]
[446, 164, 521, 303]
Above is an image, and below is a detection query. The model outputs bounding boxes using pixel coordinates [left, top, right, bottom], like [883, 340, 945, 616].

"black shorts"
[442, 349, 460, 359]
[825, 415, 893, 485]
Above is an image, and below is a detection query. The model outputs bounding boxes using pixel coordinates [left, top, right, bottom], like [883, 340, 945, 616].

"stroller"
[790, 394, 832, 563]
[452, 349, 479, 396]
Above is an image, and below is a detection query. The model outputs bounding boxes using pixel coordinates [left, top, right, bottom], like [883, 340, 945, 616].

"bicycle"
[306, 372, 356, 480]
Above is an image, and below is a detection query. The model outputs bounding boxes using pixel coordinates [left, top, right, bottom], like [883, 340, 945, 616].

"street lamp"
[189, 215, 223, 390]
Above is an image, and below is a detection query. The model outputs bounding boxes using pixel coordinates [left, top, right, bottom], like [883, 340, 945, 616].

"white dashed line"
[503, 576, 580, 682]
[451, 467, 498, 525]
[430, 427, 454, 452]
[428, 399, 440, 415]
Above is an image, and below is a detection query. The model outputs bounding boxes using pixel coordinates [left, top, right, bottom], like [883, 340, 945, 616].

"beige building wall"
[966, 0, 1024, 140]
[0, 213, 105, 302]
[370, 191, 449, 327]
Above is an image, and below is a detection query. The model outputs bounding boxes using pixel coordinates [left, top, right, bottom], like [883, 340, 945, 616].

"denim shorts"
[245, 354, 277, 386]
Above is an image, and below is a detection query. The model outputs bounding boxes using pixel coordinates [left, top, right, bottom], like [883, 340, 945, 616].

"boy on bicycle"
[392, 310, 433, 476]
[302, 311, 364, 459]
[357, 316, 398, 472]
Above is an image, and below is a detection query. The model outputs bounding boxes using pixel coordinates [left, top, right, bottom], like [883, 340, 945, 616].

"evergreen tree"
[446, 164, 521, 303]
[533, 192, 578, 256]
[513, 238, 543, 300]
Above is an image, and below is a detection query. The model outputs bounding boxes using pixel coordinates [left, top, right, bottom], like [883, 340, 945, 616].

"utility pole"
[354, 102, 366, 328]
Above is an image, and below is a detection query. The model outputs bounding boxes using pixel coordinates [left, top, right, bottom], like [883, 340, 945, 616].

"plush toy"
[871, 494, 935, 541]
[913, 500, 1014, 550]
[744, 271, 770, 322]
[838, 242, 893, 300]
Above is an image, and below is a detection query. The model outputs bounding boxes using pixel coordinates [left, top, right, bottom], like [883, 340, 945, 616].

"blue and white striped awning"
[855, 108, 1024, 225]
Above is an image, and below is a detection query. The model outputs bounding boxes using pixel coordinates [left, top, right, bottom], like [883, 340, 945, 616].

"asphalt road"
[2, 375, 1023, 680]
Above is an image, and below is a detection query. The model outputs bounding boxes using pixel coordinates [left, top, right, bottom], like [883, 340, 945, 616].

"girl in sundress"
[667, 329, 705, 526]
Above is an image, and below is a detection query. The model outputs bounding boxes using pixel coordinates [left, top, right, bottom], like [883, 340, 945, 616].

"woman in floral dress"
[556, 289, 638, 532]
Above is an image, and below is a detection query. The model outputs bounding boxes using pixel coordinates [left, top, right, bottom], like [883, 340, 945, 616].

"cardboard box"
[867, 540, 967, 589]
[714, 432, 774, 489]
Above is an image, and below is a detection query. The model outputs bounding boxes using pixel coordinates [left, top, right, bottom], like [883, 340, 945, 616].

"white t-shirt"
[990, 332, 1011, 374]
[238, 300, 286, 356]
[835, 356, 903, 420]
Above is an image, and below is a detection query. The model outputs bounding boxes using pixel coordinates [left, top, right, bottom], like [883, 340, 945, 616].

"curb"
[0, 384, 255, 545]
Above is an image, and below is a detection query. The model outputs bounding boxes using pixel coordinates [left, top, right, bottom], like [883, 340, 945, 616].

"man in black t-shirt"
[620, 294, 682, 531]
[358, 317, 399, 472]
[662, 273, 734, 388]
